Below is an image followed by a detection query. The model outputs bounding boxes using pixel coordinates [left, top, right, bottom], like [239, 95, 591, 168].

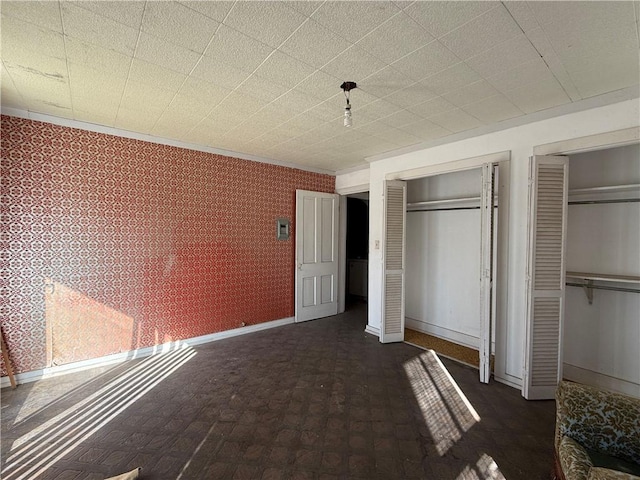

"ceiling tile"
[391, 40, 460, 82]
[1, 1, 63, 32]
[121, 81, 176, 114]
[442, 80, 498, 108]
[165, 93, 219, 119]
[378, 109, 424, 128]
[68, 63, 127, 100]
[3, 54, 68, 88]
[440, 5, 521, 60]
[485, 57, 556, 93]
[359, 66, 414, 98]
[204, 25, 275, 74]
[179, 1, 234, 22]
[128, 59, 187, 92]
[295, 70, 344, 102]
[72, 94, 120, 118]
[321, 46, 388, 83]
[465, 34, 540, 79]
[115, 107, 159, 133]
[504, 76, 571, 113]
[65, 37, 131, 77]
[235, 74, 291, 103]
[5, 59, 69, 103]
[355, 13, 434, 64]
[384, 83, 438, 109]
[420, 62, 482, 96]
[502, 1, 539, 34]
[61, 2, 139, 56]
[224, 1, 307, 48]
[406, 96, 457, 118]
[142, 1, 219, 54]
[191, 57, 252, 90]
[399, 120, 452, 141]
[26, 98, 73, 117]
[177, 77, 232, 104]
[462, 94, 523, 123]
[212, 91, 268, 118]
[253, 50, 316, 89]
[73, 109, 117, 127]
[279, 19, 352, 69]
[135, 32, 202, 75]
[287, 1, 324, 17]
[73, 1, 145, 29]
[522, 27, 581, 101]
[429, 108, 483, 132]
[274, 90, 322, 115]
[1, 15, 66, 62]
[352, 98, 402, 124]
[311, 1, 400, 43]
[566, 54, 640, 99]
[404, 1, 497, 38]
[304, 100, 342, 122]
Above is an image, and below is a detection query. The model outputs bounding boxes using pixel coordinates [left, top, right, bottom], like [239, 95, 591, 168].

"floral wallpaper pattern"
[0, 115, 335, 375]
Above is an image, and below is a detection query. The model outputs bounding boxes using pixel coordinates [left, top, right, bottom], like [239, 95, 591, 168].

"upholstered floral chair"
[555, 381, 640, 479]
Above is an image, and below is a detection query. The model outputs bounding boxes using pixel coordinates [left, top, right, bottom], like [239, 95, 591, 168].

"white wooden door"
[380, 181, 407, 343]
[295, 190, 339, 322]
[479, 163, 496, 383]
[523, 155, 569, 400]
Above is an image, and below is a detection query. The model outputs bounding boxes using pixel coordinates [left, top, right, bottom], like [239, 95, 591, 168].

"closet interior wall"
[405, 168, 496, 353]
[564, 144, 640, 397]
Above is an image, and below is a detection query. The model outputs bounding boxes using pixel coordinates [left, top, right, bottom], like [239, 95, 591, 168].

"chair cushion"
[587, 449, 640, 477]
[556, 381, 640, 464]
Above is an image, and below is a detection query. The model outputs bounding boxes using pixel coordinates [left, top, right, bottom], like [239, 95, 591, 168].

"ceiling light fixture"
[341, 81, 357, 127]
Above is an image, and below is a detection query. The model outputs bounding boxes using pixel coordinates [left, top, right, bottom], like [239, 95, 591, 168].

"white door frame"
[389, 151, 511, 382]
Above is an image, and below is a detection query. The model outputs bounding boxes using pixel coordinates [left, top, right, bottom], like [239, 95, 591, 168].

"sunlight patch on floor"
[2, 344, 196, 480]
[403, 349, 480, 456]
[456, 453, 506, 479]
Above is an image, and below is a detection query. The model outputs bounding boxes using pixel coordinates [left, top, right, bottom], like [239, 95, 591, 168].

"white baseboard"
[1, 316, 294, 389]
[364, 325, 379, 337]
[563, 363, 640, 398]
[405, 317, 480, 350]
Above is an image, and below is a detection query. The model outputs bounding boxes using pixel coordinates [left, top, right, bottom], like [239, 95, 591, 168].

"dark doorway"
[346, 194, 369, 307]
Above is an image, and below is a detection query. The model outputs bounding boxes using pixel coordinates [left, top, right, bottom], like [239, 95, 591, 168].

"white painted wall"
[336, 96, 640, 390]
[405, 170, 484, 349]
[564, 145, 640, 396]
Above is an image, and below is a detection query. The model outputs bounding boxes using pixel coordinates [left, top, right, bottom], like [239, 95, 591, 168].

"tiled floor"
[1, 304, 556, 479]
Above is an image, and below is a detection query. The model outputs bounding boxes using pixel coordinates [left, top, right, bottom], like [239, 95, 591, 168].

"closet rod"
[408, 206, 481, 212]
[407, 206, 499, 213]
[569, 198, 640, 206]
[566, 282, 640, 294]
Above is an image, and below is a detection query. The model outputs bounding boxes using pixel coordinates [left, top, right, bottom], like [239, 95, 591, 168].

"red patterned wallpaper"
[0, 115, 335, 375]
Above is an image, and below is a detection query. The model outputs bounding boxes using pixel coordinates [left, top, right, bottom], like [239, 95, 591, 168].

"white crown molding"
[0, 107, 335, 176]
[365, 85, 640, 164]
[335, 163, 370, 176]
[0, 316, 294, 389]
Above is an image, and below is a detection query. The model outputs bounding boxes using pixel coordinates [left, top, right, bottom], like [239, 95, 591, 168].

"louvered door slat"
[523, 156, 568, 400]
[380, 181, 406, 343]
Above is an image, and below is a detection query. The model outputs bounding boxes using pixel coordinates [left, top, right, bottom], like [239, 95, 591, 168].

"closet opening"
[563, 143, 640, 397]
[403, 166, 499, 380]
[345, 193, 369, 311]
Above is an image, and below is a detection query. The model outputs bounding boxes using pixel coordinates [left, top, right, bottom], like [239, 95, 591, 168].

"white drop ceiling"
[1, 1, 639, 172]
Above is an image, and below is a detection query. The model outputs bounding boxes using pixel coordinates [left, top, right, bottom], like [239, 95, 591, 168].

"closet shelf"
[407, 195, 498, 212]
[568, 184, 640, 196]
[566, 271, 640, 304]
[568, 183, 640, 204]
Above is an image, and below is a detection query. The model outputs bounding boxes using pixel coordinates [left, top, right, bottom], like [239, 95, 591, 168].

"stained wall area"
[0, 115, 335, 375]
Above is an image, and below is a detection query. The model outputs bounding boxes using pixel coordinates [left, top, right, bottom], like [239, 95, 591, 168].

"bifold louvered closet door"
[380, 181, 406, 343]
[523, 155, 569, 400]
